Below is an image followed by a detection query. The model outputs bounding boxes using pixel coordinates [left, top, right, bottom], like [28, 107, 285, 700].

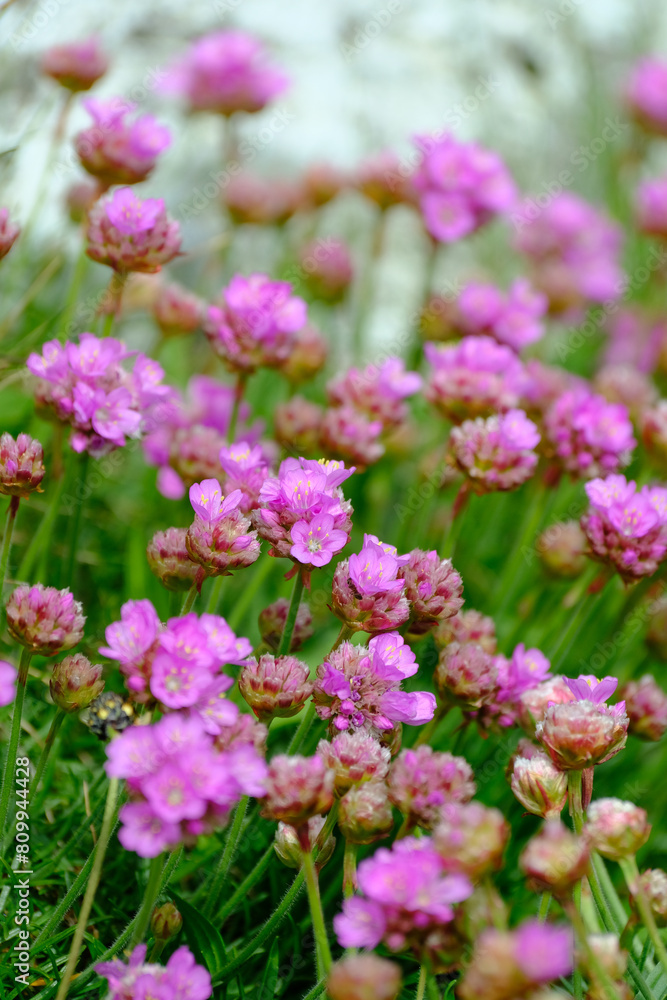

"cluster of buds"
[317, 730, 391, 796]
[41, 37, 108, 92]
[86, 187, 182, 274]
[338, 781, 394, 845]
[260, 753, 334, 834]
[433, 801, 509, 879]
[412, 133, 516, 242]
[186, 478, 260, 578]
[398, 547, 464, 637]
[355, 149, 416, 210]
[584, 798, 651, 859]
[536, 674, 629, 769]
[509, 746, 568, 819]
[76, 98, 171, 186]
[331, 535, 410, 633]
[520, 820, 590, 897]
[580, 474, 667, 582]
[537, 520, 588, 578]
[6, 584, 85, 656]
[424, 335, 525, 423]
[434, 608, 497, 653]
[327, 955, 401, 1000]
[28, 333, 172, 457]
[387, 746, 476, 830]
[449, 409, 540, 493]
[0, 432, 45, 497]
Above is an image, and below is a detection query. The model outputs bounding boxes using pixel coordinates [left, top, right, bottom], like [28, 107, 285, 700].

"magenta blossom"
[459, 920, 574, 998]
[450, 408, 540, 493]
[636, 176, 667, 239]
[327, 357, 422, 430]
[565, 674, 619, 704]
[581, 474, 667, 581]
[332, 535, 410, 633]
[106, 715, 267, 856]
[97, 944, 211, 1000]
[189, 479, 243, 522]
[313, 633, 435, 734]
[76, 97, 171, 186]
[545, 387, 635, 479]
[626, 57, 667, 136]
[413, 133, 516, 243]
[334, 836, 473, 954]
[475, 643, 551, 731]
[163, 30, 289, 116]
[458, 278, 547, 351]
[219, 440, 269, 512]
[290, 514, 348, 567]
[41, 36, 108, 92]
[87, 187, 181, 274]
[425, 335, 525, 423]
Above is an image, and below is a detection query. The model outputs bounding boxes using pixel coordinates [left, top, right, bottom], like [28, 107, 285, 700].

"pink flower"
[458, 278, 547, 351]
[450, 408, 540, 493]
[636, 176, 667, 238]
[388, 746, 476, 829]
[99, 599, 161, 694]
[163, 30, 289, 116]
[319, 405, 385, 469]
[6, 584, 85, 657]
[626, 57, 667, 136]
[334, 837, 472, 954]
[97, 944, 211, 1000]
[425, 335, 525, 423]
[87, 188, 181, 274]
[76, 98, 171, 186]
[0, 660, 17, 706]
[565, 674, 619, 704]
[188, 478, 243, 522]
[327, 358, 422, 430]
[105, 187, 164, 234]
[581, 474, 667, 581]
[458, 920, 573, 999]
[545, 387, 635, 478]
[331, 536, 410, 633]
[413, 134, 516, 243]
[219, 441, 269, 513]
[0, 432, 45, 497]
[290, 513, 348, 567]
[41, 36, 109, 92]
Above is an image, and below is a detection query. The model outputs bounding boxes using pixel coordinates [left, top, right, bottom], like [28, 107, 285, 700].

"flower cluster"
[449, 408, 541, 493]
[76, 98, 171, 186]
[0, 207, 20, 260]
[106, 715, 267, 857]
[86, 187, 181, 274]
[453, 279, 547, 351]
[27, 333, 172, 457]
[97, 945, 211, 1000]
[163, 29, 289, 115]
[387, 746, 476, 829]
[252, 456, 353, 570]
[205, 273, 308, 374]
[0, 432, 45, 497]
[186, 478, 260, 577]
[580, 474, 667, 581]
[515, 191, 624, 315]
[398, 548, 464, 637]
[544, 387, 635, 478]
[536, 672, 629, 769]
[99, 599, 251, 713]
[412, 133, 516, 242]
[6, 584, 85, 656]
[424, 335, 525, 423]
[331, 535, 410, 633]
[312, 632, 436, 734]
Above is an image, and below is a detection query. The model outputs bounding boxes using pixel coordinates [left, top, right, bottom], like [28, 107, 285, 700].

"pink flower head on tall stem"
[545, 387, 635, 479]
[87, 187, 181, 274]
[457, 279, 547, 351]
[581, 474, 667, 581]
[450, 408, 540, 493]
[425, 335, 525, 423]
[626, 57, 667, 136]
[41, 37, 109, 92]
[76, 98, 171, 185]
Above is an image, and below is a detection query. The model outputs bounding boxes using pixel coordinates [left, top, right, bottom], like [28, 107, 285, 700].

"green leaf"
[168, 891, 227, 977]
[259, 937, 280, 997]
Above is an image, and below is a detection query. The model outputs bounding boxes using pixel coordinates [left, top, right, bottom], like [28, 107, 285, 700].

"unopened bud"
[519, 820, 589, 896]
[632, 869, 667, 925]
[327, 954, 402, 1000]
[150, 902, 182, 942]
[147, 527, 199, 592]
[585, 798, 651, 860]
[538, 520, 587, 578]
[620, 674, 667, 741]
[258, 598, 313, 653]
[239, 654, 313, 723]
[274, 814, 335, 869]
[0, 432, 45, 497]
[510, 751, 568, 819]
[338, 782, 394, 844]
[433, 801, 509, 879]
[50, 654, 104, 712]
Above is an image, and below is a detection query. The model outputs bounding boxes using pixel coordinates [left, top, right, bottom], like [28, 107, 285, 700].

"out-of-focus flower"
[424, 335, 525, 423]
[205, 273, 307, 374]
[433, 801, 509, 879]
[152, 282, 204, 337]
[449, 408, 540, 493]
[319, 406, 385, 469]
[86, 187, 181, 274]
[274, 397, 324, 454]
[338, 781, 394, 844]
[334, 836, 473, 956]
[50, 653, 104, 712]
[223, 172, 300, 225]
[106, 714, 266, 856]
[0, 661, 18, 707]
[260, 753, 334, 829]
[387, 746, 476, 830]
[581, 474, 667, 582]
[276, 324, 328, 384]
[317, 730, 391, 795]
[301, 162, 348, 209]
[604, 306, 666, 375]
[626, 58, 667, 136]
[537, 699, 629, 770]
[299, 237, 354, 302]
[633, 869, 667, 925]
[585, 798, 651, 860]
[41, 37, 108, 91]
[0, 433, 45, 497]
[0, 208, 20, 260]
[514, 192, 624, 316]
[327, 358, 422, 431]
[520, 820, 590, 895]
[434, 609, 497, 652]
[313, 633, 435, 734]
[258, 597, 312, 653]
[76, 98, 171, 186]
[435, 642, 498, 710]
[252, 456, 354, 570]
[456, 279, 547, 351]
[97, 944, 211, 1000]
[6, 584, 85, 656]
[457, 920, 574, 1000]
[413, 134, 516, 242]
[163, 30, 289, 116]
[537, 520, 588, 578]
[594, 363, 658, 419]
[327, 954, 402, 1000]
[355, 150, 416, 209]
[620, 674, 667, 741]
[518, 675, 576, 737]
[544, 388, 635, 479]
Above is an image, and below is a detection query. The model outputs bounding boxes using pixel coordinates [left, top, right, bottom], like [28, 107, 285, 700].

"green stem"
[0, 495, 19, 594]
[203, 796, 248, 918]
[279, 570, 305, 655]
[180, 579, 198, 615]
[620, 855, 667, 978]
[100, 273, 127, 338]
[227, 555, 274, 631]
[415, 964, 427, 1000]
[227, 374, 247, 444]
[59, 245, 89, 341]
[567, 901, 624, 1000]
[352, 210, 387, 363]
[63, 453, 89, 589]
[287, 702, 316, 755]
[300, 980, 326, 1000]
[538, 891, 552, 922]
[302, 848, 332, 978]
[0, 648, 32, 855]
[590, 852, 628, 931]
[17, 472, 67, 582]
[54, 777, 120, 1000]
[32, 709, 66, 793]
[494, 479, 548, 617]
[206, 575, 225, 614]
[129, 853, 165, 949]
[343, 840, 357, 897]
[568, 770, 584, 833]
[149, 940, 166, 963]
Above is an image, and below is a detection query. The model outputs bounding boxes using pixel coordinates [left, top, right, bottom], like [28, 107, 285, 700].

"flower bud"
[456, 883, 509, 941]
[520, 821, 590, 896]
[435, 641, 498, 709]
[398, 549, 464, 637]
[260, 754, 334, 828]
[433, 801, 509, 879]
[6, 584, 85, 656]
[186, 508, 261, 575]
[338, 781, 394, 844]
[510, 751, 568, 819]
[536, 701, 628, 770]
[274, 815, 336, 869]
[273, 396, 324, 453]
[585, 798, 651, 860]
[458, 921, 574, 1000]
[152, 282, 203, 336]
[433, 608, 497, 652]
[327, 954, 402, 1000]
[320, 406, 384, 469]
[317, 731, 391, 796]
[538, 520, 588, 578]
[147, 527, 200, 592]
[0, 433, 45, 497]
[50, 654, 104, 712]
[299, 238, 353, 303]
[632, 869, 667, 925]
[150, 902, 183, 942]
[517, 676, 575, 737]
[83, 691, 135, 740]
[258, 598, 313, 653]
[620, 674, 667, 741]
[387, 746, 475, 830]
[65, 180, 101, 223]
[239, 654, 313, 723]
[41, 37, 108, 92]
